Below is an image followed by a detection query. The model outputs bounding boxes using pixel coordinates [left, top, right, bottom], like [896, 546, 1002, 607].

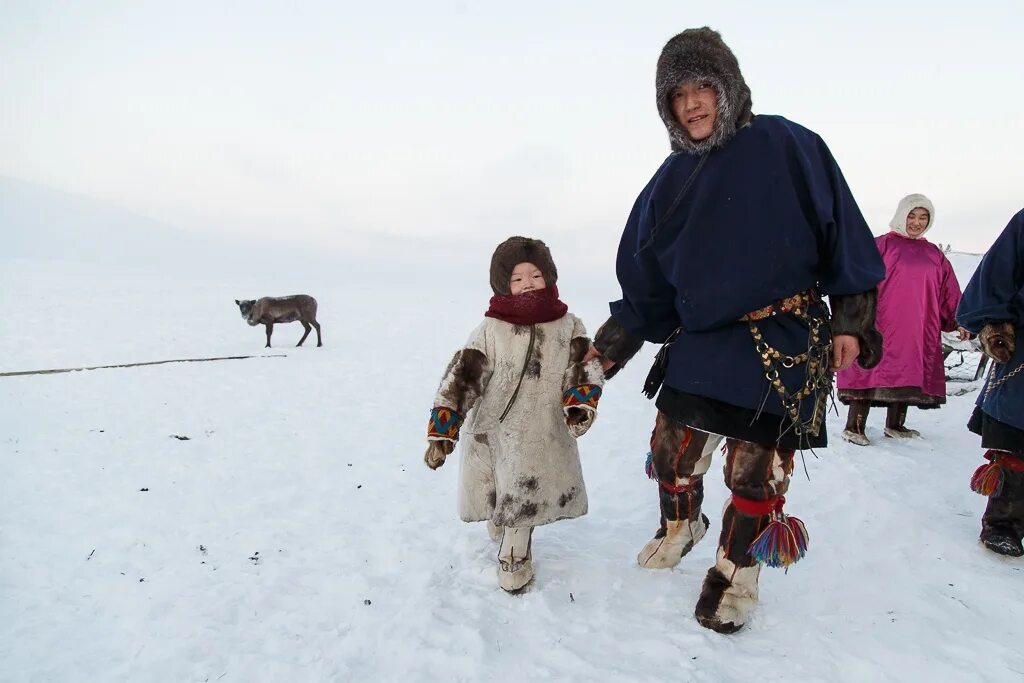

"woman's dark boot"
[884, 403, 920, 439]
[842, 402, 871, 446]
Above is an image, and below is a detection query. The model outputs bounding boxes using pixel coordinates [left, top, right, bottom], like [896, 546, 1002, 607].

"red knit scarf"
[485, 286, 568, 325]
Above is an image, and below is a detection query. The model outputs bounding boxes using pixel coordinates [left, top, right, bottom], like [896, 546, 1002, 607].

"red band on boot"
[731, 494, 784, 516]
[988, 450, 1024, 472]
[659, 480, 691, 494]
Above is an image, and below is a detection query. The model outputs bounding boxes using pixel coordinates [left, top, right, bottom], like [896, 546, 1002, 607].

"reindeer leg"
[297, 321, 311, 347]
[265, 322, 274, 348]
[312, 320, 322, 347]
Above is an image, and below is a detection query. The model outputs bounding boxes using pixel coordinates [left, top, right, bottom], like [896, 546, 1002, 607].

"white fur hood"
[889, 193, 935, 238]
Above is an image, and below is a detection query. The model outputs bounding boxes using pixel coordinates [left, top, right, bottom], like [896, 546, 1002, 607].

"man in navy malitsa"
[587, 27, 886, 633]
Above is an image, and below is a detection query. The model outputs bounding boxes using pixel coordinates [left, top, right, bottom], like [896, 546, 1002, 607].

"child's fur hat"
[490, 237, 558, 295]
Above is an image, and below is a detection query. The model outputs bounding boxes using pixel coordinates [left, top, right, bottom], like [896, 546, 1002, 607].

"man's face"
[671, 80, 718, 142]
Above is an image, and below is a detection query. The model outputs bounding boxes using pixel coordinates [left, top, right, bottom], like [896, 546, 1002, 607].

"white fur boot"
[694, 548, 761, 634]
[637, 514, 710, 569]
[497, 526, 534, 593]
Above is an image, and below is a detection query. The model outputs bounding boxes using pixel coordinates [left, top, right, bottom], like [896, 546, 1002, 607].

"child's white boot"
[497, 526, 534, 593]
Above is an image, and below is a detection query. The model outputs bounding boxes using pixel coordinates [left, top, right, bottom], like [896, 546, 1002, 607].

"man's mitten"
[424, 440, 455, 470]
[980, 322, 1016, 364]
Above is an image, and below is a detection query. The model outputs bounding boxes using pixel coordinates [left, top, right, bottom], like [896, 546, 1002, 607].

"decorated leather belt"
[741, 289, 821, 322]
[642, 288, 832, 435]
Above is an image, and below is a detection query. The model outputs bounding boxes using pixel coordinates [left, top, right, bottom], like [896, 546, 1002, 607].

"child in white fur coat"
[424, 236, 604, 592]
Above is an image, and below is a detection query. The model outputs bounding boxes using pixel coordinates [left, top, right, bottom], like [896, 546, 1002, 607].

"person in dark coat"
[585, 27, 885, 633]
[957, 209, 1024, 557]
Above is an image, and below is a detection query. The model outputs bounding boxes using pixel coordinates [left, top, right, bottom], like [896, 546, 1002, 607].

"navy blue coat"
[610, 115, 885, 427]
[957, 209, 1024, 432]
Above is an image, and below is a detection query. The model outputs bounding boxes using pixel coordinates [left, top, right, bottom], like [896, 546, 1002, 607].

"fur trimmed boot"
[979, 458, 1024, 557]
[884, 403, 920, 439]
[695, 549, 761, 634]
[980, 526, 1024, 557]
[693, 439, 800, 634]
[841, 402, 870, 446]
[638, 415, 721, 569]
[638, 513, 711, 569]
[497, 526, 534, 593]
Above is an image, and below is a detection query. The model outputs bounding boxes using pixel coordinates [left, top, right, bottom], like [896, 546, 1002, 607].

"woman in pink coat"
[838, 194, 967, 445]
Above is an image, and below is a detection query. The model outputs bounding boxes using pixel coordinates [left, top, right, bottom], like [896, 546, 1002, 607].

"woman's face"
[671, 80, 718, 142]
[905, 207, 930, 238]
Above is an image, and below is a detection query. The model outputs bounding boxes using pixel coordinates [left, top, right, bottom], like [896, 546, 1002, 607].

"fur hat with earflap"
[656, 27, 754, 154]
[489, 237, 558, 296]
[889, 194, 935, 238]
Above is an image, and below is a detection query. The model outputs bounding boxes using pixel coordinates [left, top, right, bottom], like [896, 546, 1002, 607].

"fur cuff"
[427, 406, 463, 442]
[565, 406, 596, 438]
[830, 290, 883, 369]
[980, 322, 1016, 363]
[593, 316, 644, 379]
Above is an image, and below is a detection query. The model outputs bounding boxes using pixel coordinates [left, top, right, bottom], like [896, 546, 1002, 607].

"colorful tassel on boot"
[971, 461, 1004, 497]
[970, 450, 1024, 496]
[644, 450, 692, 494]
[732, 494, 809, 568]
[748, 514, 809, 568]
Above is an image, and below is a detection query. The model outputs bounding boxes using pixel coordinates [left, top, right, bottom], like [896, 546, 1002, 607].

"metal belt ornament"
[984, 361, 1024, 401]
[742, 290, 834, 439]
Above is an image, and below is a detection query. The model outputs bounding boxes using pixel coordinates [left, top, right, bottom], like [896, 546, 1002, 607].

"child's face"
[509, 262, 546, 295]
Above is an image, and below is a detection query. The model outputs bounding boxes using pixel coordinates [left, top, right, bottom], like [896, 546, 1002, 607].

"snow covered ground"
[2, 254, 1022, 683]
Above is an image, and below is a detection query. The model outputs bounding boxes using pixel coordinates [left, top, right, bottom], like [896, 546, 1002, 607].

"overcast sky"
[2, 0, 1022, 259]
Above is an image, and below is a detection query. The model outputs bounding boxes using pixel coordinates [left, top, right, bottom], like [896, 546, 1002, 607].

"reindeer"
[235, 295, 322, 348]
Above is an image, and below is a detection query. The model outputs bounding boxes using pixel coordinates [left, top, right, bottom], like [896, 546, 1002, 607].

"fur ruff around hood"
[889, 193, 936, 238]
[656, 27, 753, 154]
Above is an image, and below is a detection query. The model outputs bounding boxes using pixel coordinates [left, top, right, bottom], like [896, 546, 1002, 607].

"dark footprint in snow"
[170, 435, 191, 441]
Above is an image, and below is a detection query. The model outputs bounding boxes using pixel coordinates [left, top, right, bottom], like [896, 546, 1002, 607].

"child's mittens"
[425, 407, 462, 470]
[424, 440, 455, 470]
[563, 384, 602, 438]
[428, 406, 463, 441]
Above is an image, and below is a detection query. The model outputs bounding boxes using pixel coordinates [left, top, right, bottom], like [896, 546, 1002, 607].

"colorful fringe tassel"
[970, 450, 1024, 497]
[732, 494, 809, 568]
[748, 513, 810, 568]
[971, 461, 1004, 497]
[644, 451, 690, 493]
